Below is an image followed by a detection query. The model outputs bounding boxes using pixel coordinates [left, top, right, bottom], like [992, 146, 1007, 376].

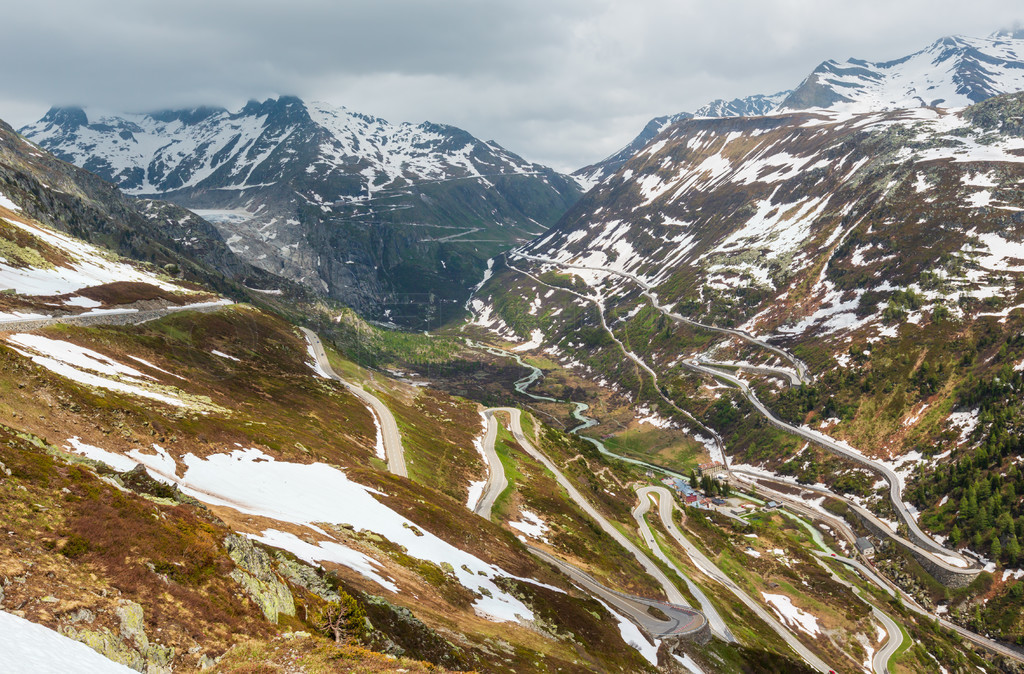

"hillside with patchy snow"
[519, 97, 1024, 344]
[21, 97, 582, 327]
[580, 30, 1024, 191]
[0, 187, 226, 326]
[469, 93, 1024, 622]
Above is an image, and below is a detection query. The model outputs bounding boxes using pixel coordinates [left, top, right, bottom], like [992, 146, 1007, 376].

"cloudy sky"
[2, 1, 1020, 172]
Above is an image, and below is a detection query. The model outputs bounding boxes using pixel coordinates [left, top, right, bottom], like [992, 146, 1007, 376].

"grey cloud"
[1, 0, 1022, 172]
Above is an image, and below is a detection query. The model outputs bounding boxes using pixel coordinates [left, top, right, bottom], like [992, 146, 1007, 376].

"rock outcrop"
[224, 534, 296, 623]
[61, 599, 174, 674]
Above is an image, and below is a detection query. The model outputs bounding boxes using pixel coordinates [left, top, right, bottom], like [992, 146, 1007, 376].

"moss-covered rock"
[61, 625, 147, 672]
[116, 600, 149, 651]
[224, 534, 295, 623]
[275, 555, 341, 603]
[61, 601, 174, 674]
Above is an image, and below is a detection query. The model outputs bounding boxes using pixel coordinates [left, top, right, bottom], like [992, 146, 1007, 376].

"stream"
[469, 340, 686, 478]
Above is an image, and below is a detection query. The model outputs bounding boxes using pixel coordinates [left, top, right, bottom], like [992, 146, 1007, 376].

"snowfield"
[0, 611, 136, 674]
[66, 441, 555, 625]
[5, 334, 208, 410]
[0, 207, 181, 298]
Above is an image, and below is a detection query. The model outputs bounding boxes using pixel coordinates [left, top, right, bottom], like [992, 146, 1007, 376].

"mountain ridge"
[21, 96, 583, 327]
[579, 30, 1024, 187]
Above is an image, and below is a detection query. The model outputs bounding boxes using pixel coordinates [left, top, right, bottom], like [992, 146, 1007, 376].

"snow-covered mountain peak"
[581, 31, 1024, 185]
[528, 93, 1024, 348]
[779, 32, 1024, 113]
[693, 91, 792, 118]
[22, 97, 548, 199]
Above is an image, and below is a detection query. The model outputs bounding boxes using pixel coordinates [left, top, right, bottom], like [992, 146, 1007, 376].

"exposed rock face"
[0, 118, 289, 302]
[275, 554, 341, 603]
[224, 534, 296, 623]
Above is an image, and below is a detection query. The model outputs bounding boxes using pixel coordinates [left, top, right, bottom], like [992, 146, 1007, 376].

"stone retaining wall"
[664, 621, 712, 647]
[856, 512, 977, 589]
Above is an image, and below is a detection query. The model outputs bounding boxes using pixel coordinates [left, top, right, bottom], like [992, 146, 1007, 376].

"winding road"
[503, 260, 729, 462]
[632, 490, 736, 643]
[808, 549, 903, 674]
[730, 468, 976, 579]
[473, 409, 508, 519]
[696, 358, 803, 387]
[506, 253, 974, 574]
[474, 257, 1024, 666]
[637, 486, 833, 673]
[301, 327, 408, 477]
[527, 545, 707, 640]
[510, 252, 810, 383]
[481, 407, 690, 605]
[486, 256, 1023, 665]
[494, 255, 1021, 667]
[690, 359, 975, 572]
[749, 476, 1024, 666]
[871, 606, 904, 673]
[0, 299, 233, 332]
[472, 406, 713, 642]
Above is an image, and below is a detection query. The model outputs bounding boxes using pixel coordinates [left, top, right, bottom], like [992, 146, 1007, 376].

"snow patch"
[761, 593, 820, 636]
[6, 335, 198, 409]
[65, 442, 544, 624]
[0, 610, 137, 673]
[0, 214, 182, 297]
[591, 596, 660, 666]
[211, 349, 240, 362]
[511, 329, 544, 352]
[508, 510, 550, 543]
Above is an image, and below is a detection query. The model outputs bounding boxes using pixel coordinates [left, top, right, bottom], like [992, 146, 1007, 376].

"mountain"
[779, 29, 1024, 112]
[21, 97, 583, 327]
[579, 30, 1024, 189]
[1, 108, 1008, 671]
[573, 112, 693, 189]
[0, 115, 711, 673]
[524, 98, 1024, 337]
[0, 118, 294, 304]
[5, 103, 945, 674]
[576, 92, 792, 186]
[474, 94, 1024, 644]
[693, 91, 792, 118]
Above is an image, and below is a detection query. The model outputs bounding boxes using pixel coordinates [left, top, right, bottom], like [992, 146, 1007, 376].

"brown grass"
[76, 281, 191, 305]
[0, 423, 273, 665]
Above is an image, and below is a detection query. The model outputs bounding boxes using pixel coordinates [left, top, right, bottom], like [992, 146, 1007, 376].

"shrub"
[60, 533, 91, 559]
[313, 594, 367, 643]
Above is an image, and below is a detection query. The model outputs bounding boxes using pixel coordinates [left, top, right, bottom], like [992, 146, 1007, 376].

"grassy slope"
[0, 305, 672, 673]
